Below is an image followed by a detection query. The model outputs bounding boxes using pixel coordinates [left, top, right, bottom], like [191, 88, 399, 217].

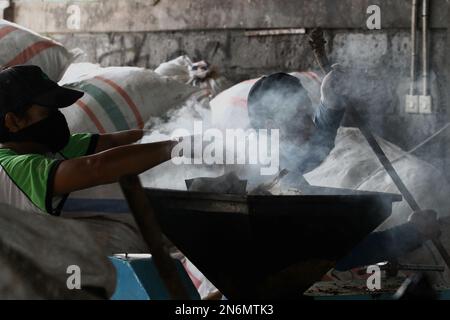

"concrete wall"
[9, 0, 450, 31]
[6, 0, 450, 175]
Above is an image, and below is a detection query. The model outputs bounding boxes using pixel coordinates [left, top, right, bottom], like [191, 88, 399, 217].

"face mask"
[8, 110, 70, 153]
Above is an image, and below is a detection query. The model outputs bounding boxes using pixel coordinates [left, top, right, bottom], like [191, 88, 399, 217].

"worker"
[0, 65, 179, 216]
[246, 64, 348, 186]
[247, 66, 446, 271]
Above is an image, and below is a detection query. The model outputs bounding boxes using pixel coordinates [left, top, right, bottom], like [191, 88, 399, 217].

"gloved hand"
[408, 209, 442, 240]
[320, 63, 350, 110]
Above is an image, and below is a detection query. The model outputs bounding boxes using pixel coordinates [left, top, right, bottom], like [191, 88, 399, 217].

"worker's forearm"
[53, 139, 181, 195]
[111, 129, 144, 146]
[96, 130, 144, 152]
[93, 140, 178, 184]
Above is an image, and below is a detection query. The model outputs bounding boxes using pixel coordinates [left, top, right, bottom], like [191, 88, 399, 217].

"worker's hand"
[408, 209, 442, 240]
[320, 63, 350, 110]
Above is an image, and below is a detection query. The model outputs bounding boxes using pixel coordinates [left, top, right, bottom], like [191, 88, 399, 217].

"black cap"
[0, 65, 84, 117]
[247, 72, 311, 128]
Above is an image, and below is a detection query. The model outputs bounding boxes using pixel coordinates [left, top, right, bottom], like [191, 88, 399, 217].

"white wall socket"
[419, 95, 432, 114]
[405, 95, 419, 113]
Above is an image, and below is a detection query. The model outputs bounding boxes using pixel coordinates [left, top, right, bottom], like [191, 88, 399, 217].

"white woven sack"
[0, 19, 78, 81]
[61, 66, 199, 133]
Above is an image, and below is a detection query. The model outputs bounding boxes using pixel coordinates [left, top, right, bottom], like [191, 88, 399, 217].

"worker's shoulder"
[0, 147, 20, 170]
[0, 147, 18, 158]
[0, 147, 52, 165]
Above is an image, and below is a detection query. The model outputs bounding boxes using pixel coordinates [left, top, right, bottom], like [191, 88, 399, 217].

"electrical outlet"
[419, 95, 432, 114]
[405, 95, 419, 113]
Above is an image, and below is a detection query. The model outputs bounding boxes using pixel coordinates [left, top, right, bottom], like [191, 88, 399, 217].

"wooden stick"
[119, 175, 190, 299]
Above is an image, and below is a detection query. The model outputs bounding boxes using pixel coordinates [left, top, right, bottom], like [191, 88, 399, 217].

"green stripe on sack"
[78, 83, 130, 131]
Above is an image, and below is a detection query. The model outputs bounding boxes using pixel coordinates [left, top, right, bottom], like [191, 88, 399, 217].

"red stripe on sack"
[75, 100, 107, 134]
[242, 79, 259, 85]
[4, 40, 58, 67]
[304, 71, 322, 84]
[0, 25, 17, 41]
[94, 76, 145, 129]
[182, 260, 203, 289]
[230, 96, 248, 108]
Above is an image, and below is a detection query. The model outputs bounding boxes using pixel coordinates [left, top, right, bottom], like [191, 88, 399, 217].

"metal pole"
[411, 0, 418, 95]
[422, 0, 429, 95]
[348, 105, 421, 212]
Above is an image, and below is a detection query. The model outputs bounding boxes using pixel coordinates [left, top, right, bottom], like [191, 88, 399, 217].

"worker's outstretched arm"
[53, 140, 179, 195]
[95, 129, 144, 152]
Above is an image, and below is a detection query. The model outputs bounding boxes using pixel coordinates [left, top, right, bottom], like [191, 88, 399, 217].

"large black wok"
[146, 186, 401, 299]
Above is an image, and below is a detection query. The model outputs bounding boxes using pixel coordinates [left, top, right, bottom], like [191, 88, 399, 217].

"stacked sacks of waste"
[59, 65, 199, 133]
[0, 19, 203, 134]
[59, 55, 232, 135]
